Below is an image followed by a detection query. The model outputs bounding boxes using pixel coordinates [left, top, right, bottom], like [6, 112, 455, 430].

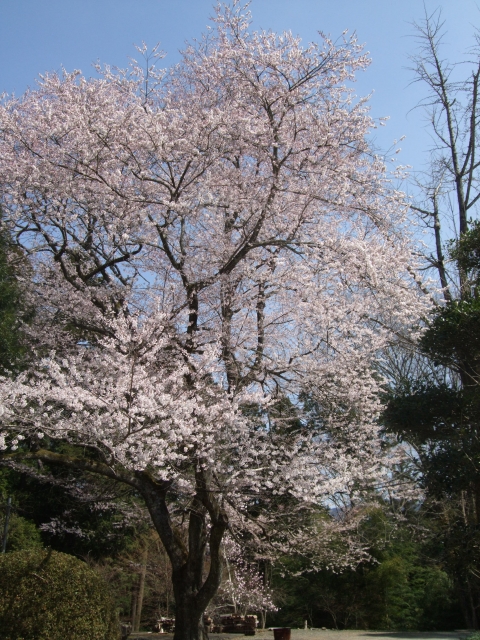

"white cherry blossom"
[0, 3, 429, 639]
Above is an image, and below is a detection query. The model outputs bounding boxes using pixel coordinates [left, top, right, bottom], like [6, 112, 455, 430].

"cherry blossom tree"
[209, 535, 277, 620]
[0, 3, 429, 639]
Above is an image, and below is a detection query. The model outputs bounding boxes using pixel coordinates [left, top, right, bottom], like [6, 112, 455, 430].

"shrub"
[5, 514, 43, 551]
[0, 548, 119, 640]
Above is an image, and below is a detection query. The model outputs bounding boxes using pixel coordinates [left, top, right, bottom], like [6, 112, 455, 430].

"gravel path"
[284, 631, 468, 640]
[129, 629, 472, 640]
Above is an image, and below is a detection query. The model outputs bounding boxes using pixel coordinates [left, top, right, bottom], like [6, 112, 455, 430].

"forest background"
[1, 0, 480, 634]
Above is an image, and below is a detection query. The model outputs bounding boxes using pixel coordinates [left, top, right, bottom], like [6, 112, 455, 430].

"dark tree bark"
[138, 469, 228, 640]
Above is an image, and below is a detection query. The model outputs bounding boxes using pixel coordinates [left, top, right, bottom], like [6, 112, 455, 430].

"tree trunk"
[137, 468, 228, 640]
[173, 609, 205, 640]
[172, 567, 206, 640]
[458, 579, 479, 630]
[259, 609, 266, 630]
[131, 584, 138, 630]
[467, 578, 479, 629]
[133, 547, 148, 632]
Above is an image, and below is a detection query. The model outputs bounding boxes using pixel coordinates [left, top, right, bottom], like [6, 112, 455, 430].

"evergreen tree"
[384, 224, 480, 627]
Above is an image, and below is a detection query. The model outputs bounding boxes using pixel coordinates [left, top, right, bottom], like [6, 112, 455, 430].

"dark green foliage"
[3, 513, 43, 551]
[269, 510, 461, 630]
[384, 382, 463, 442]
[0, 466, 140, 559]
[0, 549, 119, 640]
[382, 222, 480, 627]
[384, 382, 480, 496]
[384, 377, 480, 627]
[450, 221, 480, 283]
[269, 555, 462, 630]
[420, 299, 480, 378]
[270, 554, 459, 631]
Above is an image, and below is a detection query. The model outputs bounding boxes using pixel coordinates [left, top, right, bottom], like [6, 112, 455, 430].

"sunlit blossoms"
[0, 3, 429, 639]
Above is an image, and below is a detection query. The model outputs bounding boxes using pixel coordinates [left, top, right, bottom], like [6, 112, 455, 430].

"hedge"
[0, 548, 119, 640]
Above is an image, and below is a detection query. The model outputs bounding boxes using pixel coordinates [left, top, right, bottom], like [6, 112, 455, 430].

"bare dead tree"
[409, 8, 480, 300]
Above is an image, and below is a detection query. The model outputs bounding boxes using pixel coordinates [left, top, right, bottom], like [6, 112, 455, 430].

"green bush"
[0, 548, 119, 640]
[5, 514, 43, 551]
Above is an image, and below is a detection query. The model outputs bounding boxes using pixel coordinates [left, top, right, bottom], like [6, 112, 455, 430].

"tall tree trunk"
[134, 546, 148, 632]
[131, 583, 138, 630]
[467, 578, 479, 629]
[172, 566, 207, 640]
[137, 468, 228, 640]
[458, 578, 479, 629]
[259, 609, 266, 630]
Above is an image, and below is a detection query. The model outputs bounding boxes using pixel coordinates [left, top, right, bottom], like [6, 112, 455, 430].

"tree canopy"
[0, 3, 428, 639]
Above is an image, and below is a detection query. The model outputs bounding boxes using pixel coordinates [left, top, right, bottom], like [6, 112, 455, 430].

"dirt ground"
[128, 629, 472, 640]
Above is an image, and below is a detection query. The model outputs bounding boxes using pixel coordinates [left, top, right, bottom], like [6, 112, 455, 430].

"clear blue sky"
[0, 0, 478, 174]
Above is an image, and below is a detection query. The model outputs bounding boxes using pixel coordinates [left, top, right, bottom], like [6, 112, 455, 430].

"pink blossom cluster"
[0, 1, 429, 565]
